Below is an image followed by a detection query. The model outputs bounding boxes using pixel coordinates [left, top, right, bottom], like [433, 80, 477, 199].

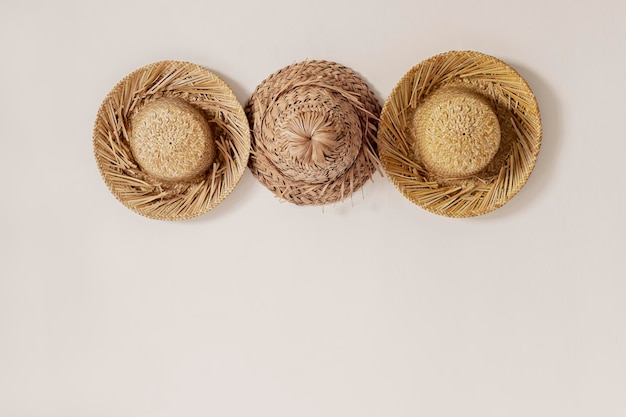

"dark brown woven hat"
[378, 51, 542, 217]
[93, 61, 250, 220]
[246, 60, 381, 205]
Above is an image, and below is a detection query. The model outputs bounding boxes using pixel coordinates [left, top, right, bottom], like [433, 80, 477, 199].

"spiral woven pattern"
[93, 61, 250, 220]
[378, 51, 542, 217]
[246, 60, 381, 206]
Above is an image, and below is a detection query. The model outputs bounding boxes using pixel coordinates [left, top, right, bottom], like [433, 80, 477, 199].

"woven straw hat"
[93, 61, 250, 220]
[378, 51, 542, 217]
[246, 60, 381, 205]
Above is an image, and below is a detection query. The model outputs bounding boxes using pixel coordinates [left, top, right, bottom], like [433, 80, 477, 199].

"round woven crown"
[246, 60, 381, 206]
[129, 97, 216, 182]
[411, 87, 501, 178]
[269, 87, 362, 184]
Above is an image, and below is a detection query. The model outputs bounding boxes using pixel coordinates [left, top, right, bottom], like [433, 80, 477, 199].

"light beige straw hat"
[93, 61, 250, 220]
[246, 60, 381, 205]
[378, 51, 542, 217]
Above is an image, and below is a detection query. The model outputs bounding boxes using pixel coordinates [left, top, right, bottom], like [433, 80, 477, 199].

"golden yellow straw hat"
[246, 60, 381, 205]
[378, 51, 542, 217]
[93, 61, 250, 220]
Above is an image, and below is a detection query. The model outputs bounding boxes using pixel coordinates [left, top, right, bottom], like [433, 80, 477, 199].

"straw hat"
[93, 61, 250, 220]
[246, 60, 381, 205]
[378, 51, 542, 217]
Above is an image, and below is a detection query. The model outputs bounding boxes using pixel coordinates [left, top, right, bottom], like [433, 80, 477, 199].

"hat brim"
[246, 60, 381, 206]
[93, 61, 250, 220]
[378, 51, 542, 217]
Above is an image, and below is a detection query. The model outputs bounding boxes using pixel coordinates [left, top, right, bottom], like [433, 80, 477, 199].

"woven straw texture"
[378, 51, 542, 217]
[246, 60, 381, 205]
[93, 61, 250, 220]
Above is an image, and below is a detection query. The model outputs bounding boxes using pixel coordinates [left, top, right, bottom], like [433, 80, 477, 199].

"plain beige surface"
[1, 1, 625, 416]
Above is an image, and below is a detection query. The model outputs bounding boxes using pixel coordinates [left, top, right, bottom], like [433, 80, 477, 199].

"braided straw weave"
[93, 61, 250, 220]
[246, 60, 381, 205]
[378, 51, 542, 217]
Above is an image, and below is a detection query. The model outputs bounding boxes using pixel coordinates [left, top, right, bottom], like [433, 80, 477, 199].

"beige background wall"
[1, 1, 625, 416]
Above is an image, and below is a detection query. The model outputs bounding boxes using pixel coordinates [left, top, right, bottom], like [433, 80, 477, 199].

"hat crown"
[282, 111, 343, 165]
[269, 87, 362, 184]
[129, 97, 216, 182]
[412, 87, 501, 178]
